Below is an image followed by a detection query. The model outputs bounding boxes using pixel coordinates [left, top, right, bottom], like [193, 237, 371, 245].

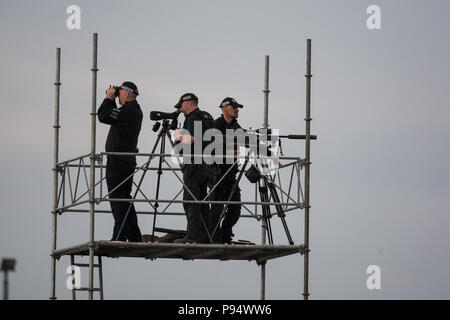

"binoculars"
[105, 86, 121, 97]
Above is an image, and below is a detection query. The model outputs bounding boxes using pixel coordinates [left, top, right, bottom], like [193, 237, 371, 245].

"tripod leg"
[266, 214, 273, 244]
[151, 131, 167, 239]
[115, 130, 164, 241]
[267, 180, 294, 245]
[258, 181, 274, 245]
[211, 160, 248, 240]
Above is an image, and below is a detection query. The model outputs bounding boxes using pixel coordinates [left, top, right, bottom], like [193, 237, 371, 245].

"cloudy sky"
[1, 0, 450, 299]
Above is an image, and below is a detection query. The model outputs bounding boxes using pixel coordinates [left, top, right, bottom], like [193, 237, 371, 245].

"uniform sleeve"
[98, 98, 132, 125]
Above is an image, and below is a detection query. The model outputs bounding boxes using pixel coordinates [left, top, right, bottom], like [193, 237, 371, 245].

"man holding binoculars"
[98, 81, 143, 242]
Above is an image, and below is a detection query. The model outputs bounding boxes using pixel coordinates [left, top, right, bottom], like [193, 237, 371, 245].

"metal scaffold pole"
[88, 33, 98, 300]
[50, 47, 61, 300]
[303, 38, 312, 300]
[260, 55, 270, 300]
[263, 55, 270, 129]
[3, 271, 8, 300]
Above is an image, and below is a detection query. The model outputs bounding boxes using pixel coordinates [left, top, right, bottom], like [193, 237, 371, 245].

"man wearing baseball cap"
[172, 93, 214, 243]
[210, 97, 244, 243]
[98, 81, 143, 242]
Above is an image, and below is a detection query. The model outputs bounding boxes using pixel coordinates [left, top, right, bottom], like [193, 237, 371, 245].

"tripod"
[210, 150, 294, 245]
[258, 174, 294, 245]
[114, 119, 212, 242]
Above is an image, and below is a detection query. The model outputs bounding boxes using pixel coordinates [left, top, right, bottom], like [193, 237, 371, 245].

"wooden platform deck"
[53, 241, 305, 264]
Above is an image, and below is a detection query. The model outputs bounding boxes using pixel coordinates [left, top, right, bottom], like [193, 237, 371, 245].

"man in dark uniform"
[98, 81, 143, 242]
[210, 97, 244, 243]
[172, 93, 214, 243]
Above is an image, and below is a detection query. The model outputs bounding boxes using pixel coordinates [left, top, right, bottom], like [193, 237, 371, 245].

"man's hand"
[106, 85, 116, 100]
[174, 129, 194, 144]
[173, 129, 182, 141]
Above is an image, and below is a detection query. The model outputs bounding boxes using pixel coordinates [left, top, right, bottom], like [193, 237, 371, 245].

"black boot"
[222, 229, 234, 244]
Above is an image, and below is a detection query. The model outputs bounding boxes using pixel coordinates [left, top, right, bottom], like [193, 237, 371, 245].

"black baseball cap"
[220, 97, 243, 109]
[174, 93, 198, 109]
[119, 81, 139, 96]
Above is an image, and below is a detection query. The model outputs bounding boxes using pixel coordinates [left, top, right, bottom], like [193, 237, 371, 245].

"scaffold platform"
[54, 241, 305, 264]
[50, 34, 314, 300]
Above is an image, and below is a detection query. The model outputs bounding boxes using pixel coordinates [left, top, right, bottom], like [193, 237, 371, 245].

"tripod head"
[150, 110, 180, 132]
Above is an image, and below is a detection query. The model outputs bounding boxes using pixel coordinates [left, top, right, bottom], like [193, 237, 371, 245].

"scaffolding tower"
[50, 33, 314, 300]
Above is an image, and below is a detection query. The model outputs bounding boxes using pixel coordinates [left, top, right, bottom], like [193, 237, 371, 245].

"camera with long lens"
[231, 129, 274, 157]
[149, 110, 180, 132]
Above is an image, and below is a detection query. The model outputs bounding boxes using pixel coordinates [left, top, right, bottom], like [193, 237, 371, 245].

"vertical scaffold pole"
[3, 270, 9, 300]
[50, 47, 61, 300]
[88, 33, 98, 300]
[263, 55, 270, 129]
[260, 55, 270, 300]
[303, 38, 312, 300]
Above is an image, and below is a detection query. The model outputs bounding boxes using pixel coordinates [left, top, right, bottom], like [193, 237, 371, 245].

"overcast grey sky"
[1, 0, 450, 299]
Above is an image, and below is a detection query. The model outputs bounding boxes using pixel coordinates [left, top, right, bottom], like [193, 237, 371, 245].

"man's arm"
[98, 86, 120, 124]
[97, 97, 121, 125]
[97, 86, 136, 125]
[173, 115, 196, 144]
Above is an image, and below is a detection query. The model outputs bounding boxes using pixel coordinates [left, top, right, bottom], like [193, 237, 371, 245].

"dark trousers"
[210, 174, 241, 242]
[106, 157, 142, 242]
[183, 164, 210, 241]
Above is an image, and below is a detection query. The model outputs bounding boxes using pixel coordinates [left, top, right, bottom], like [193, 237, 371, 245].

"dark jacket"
[213, 115, 242, 134]
[98, 98, 143, 160]
[213, 115, 242, 174]
[181, 108, 214, 164]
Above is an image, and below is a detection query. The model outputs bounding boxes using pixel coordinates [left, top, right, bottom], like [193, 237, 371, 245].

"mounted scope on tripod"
[149, 110, 180, 132]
